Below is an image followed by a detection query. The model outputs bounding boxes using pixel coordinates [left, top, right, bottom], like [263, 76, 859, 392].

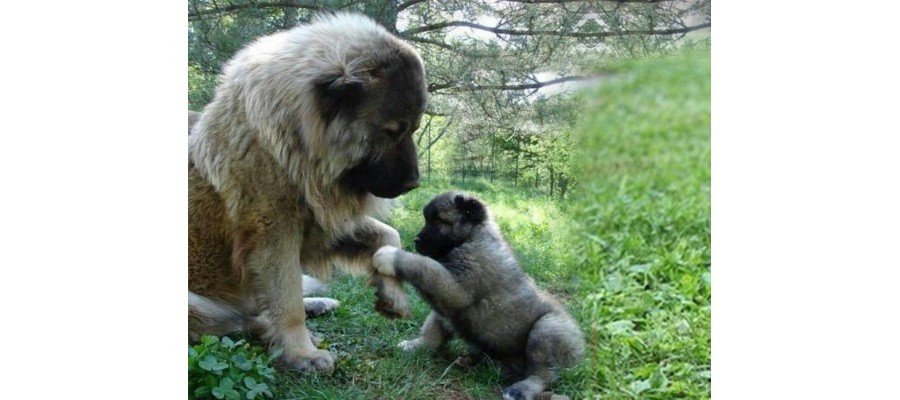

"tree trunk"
[549, 165, 555, 198]
[489, 134, 495, 183]
[514, 138, 520, 187]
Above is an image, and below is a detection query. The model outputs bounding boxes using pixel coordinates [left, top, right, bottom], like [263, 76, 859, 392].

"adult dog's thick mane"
[188, 14, 418, 237]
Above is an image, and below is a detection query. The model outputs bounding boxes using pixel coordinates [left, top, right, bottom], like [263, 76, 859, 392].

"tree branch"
[402, 21, 710, 38]
[435, 76, 589, 93]
[405, 36, 457, 52]
[398, 0, 427, 12]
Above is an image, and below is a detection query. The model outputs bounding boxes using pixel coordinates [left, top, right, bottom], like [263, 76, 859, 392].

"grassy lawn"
[570, 48, 711, 399]
[228, 48, 710, 399]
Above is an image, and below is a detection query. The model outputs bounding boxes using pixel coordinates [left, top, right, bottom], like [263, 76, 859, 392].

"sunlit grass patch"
[567, 47, 711, 399]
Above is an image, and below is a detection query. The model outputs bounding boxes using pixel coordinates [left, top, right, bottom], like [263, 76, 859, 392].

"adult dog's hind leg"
[301, 275, 340, 317]
[188, 292, 245, 342]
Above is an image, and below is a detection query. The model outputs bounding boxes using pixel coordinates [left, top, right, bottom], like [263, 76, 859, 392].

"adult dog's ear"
[315, 73, 365, 123]
[454, 194, 487, 223]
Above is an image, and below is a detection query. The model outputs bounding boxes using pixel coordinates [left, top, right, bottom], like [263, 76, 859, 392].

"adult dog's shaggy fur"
[372, 192, 585, 400]
[188, 13, 427, 373]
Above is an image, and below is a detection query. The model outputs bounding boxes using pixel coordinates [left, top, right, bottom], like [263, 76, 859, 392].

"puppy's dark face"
[320, 47, 428, 199]
[414, 192, 488, 259]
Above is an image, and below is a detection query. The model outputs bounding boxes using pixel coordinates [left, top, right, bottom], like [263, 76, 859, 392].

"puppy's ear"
[315, 72, 365, 123]
[453, 195, 487, 223]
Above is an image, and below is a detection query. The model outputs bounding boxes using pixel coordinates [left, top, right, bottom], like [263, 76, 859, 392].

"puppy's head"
[414, 191, 488, 259]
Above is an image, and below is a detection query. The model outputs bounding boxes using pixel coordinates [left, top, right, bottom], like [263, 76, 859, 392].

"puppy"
[372, 191, 585, 400]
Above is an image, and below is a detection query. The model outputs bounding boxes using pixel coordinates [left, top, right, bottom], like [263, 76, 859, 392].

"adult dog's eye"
[383, 120, 409, 138]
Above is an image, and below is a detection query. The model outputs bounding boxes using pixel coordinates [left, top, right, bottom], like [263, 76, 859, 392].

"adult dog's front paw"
[277, 348, 335, 374]
[372, 275, 412, 319]
[372, 246, 400, 276]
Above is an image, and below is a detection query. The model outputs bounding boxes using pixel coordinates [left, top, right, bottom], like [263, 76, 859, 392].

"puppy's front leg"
[372, 246, 472, 310]
[246, 225, 334, 373]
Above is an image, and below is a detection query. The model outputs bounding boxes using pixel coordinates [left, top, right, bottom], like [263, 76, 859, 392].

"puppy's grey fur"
[372, 192, 585, 400]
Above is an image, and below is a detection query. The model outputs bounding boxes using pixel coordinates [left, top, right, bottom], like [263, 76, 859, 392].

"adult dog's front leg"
[331, 217, 411, 319]
[246, 225, 334, 373]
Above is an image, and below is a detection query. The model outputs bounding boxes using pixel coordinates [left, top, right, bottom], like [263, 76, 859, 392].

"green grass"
[568, 48, 711, 399]
[268, 48, 710, 399]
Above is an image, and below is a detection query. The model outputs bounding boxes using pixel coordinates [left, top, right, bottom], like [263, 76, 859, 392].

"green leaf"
[212, 378, 241, 400]
[649, 369, 669, 389]
[246, 383, 272, 399]
[232, 353, 252, 371]
[629, 379, 651, 395]
[243, 377, 257, 389]
[199, 355, 228, 372]
[628, 263, 651, 274]
[605, 320, 635, 334]
[189, 347, 199, 358]
[202, 336, 220, 346]
[218, 377, 234, 390]
[605, 271, 625, 293]
[221, 336, 235, 349]
[256, 365, 275, 381]
[194, 386, 211, 398]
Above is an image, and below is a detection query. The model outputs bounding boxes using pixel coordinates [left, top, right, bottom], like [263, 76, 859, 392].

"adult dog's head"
[224, 13, 427, 199]
[414, 191, 490, 259]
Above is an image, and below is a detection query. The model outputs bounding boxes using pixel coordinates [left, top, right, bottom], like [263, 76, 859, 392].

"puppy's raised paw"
[372, 246, 400, 276]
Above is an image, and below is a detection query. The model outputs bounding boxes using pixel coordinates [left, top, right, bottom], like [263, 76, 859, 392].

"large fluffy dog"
[372, 192, 585, 400]
[188, 13, 427, 373]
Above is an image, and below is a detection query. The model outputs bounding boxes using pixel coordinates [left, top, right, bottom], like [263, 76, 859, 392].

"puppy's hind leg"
[398, 311, 452, 352]
[188, 291, 245, 342]
[502, 312, 584, 400]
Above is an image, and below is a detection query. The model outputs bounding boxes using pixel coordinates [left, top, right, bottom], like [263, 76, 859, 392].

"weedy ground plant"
[188, 335, 278, 399]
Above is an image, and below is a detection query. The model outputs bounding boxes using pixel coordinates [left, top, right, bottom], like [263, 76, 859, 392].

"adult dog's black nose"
[403, 179, 420, 192]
